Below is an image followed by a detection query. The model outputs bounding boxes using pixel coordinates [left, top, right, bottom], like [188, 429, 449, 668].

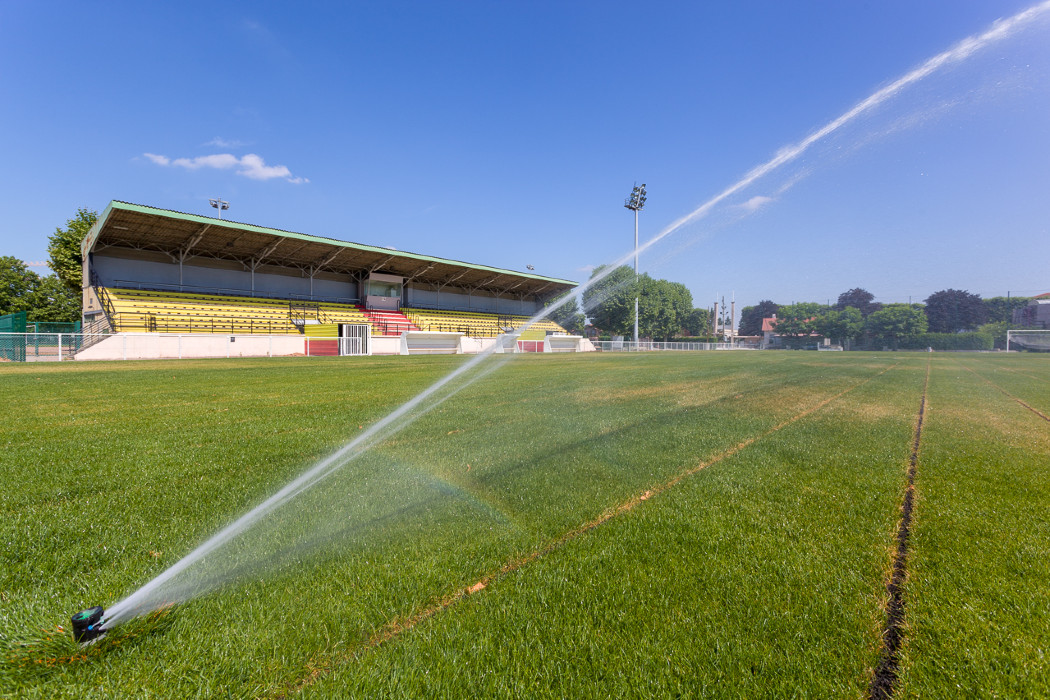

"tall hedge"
[898, 332, 993, 351]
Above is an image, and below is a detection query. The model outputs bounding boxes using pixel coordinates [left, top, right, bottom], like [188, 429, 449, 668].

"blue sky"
[2, 1, 1048, 313]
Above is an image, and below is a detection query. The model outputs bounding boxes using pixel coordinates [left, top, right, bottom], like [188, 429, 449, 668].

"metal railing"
[109, 279, 359, 305]
[591, 340, 746, 352]
[289, 303, 330, 326]
[0, 331, 385, 362]
[370, 318, 416, 336]
[338, 336, 364, 356]
[96, 284, 116, 323]
[417, 322, 499, 337]
[107, 311, 301, 335]
[1, 333, 84, 362]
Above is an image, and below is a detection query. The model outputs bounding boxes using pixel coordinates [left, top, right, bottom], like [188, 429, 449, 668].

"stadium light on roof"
[624, 183, 646, 345]
[209, 197, 230, 219]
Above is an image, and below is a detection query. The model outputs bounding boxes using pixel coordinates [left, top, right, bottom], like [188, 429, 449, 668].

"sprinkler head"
[71, 606, 106, 644]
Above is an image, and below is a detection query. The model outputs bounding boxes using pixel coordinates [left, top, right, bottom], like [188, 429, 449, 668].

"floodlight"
[624, 183, 647, 212]
[624, 182, 648, 344]
[209, 197, 230, 219]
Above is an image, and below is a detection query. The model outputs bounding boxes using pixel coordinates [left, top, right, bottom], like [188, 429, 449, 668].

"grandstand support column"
[177, 223, 210, 292]
[250, 240, 282, 298]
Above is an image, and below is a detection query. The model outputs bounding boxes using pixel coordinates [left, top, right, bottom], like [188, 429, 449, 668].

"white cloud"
[204, 137, 249, 149]
[741, 195, 774, 211]
[236, 153, 290, 180]
[576, 264, 596, 274]
[172, 153, 241, 170]
[143, 151, 307, 183]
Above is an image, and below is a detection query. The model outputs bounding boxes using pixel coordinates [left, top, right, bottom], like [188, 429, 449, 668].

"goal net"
[1006, 329, 1050, 352]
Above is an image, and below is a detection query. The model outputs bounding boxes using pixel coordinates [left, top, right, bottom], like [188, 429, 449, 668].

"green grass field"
[1, 352, 1048, 698]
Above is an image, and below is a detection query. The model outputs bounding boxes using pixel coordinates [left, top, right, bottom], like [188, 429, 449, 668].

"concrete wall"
[72, 330, 594, 361]
[92, 251, 358, 301]
[82, 286, 103, 317]
[370, 336, 402, 355]
[459, 336, 501, 354]
[405, 283, 539, 315]
[75, 334, 306, 361]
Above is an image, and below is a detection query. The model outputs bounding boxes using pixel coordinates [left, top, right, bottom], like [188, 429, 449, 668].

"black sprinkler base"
[71, 606, 106, 643]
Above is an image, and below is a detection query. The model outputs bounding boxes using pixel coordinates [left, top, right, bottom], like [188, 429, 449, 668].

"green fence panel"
[0, 312, 27, 361]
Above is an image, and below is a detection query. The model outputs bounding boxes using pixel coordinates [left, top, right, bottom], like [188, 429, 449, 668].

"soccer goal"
[1006, 329, 1050, 352]
[544, 335, 586, 353]
[399, 331, 464, 355]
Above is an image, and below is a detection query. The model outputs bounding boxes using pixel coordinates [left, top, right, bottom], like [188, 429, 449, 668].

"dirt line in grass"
[269, 361, 901, 699]
[956, 362, 1050, 423]
[869, 359, 929, 700]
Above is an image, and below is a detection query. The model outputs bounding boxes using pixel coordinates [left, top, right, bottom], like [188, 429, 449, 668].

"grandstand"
[403, 308, 565, 341]
[103, 288, 372, 335]
[79, 201, 576, 357]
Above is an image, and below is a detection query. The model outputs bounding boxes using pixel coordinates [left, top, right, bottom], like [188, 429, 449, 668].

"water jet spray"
[94, 0, 1050, 635]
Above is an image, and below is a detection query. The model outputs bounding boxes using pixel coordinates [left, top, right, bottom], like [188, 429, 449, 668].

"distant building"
[761, 314, 831, 350]
[1013, 293, 1050, 328]
[761, 315, 780, 349]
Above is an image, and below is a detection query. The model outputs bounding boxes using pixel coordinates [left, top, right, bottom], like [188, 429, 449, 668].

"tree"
[582, 265, 638, 336]
[47, 208, 96, 294]
[924, 289, 986, 333]
[978, 321, 1010, 350]
[772, 302, 822, 337]
[0, 256, 41, 316]
[545, 291, 585, 334]
[983, 296, 1029, 325]
[638, 276, 693, 341]
[813, 307, 864, 345]
[681, 307, 712, 337]
[738, 300, 779, 336]
[865, 304, 928, 347]
[836, 288, 881, 317]
[30, 275, 81, 323]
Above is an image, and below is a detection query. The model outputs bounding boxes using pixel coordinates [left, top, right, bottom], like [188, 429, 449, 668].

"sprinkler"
[71, 606, 106, 644]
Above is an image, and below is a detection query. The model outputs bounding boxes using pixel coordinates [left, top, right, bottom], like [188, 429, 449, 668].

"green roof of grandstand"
[84, 201, 576, 299]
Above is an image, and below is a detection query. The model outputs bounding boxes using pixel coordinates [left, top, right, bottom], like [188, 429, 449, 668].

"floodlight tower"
[624, 183, 646, 345]
[209, 197, 230, 219]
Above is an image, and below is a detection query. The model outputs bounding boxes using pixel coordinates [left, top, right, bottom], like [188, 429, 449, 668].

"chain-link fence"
[0, 332, 85, 362]
[0, 332, 375, 361]
[27, 321, 81, 334]
[0, 312, 28, 362]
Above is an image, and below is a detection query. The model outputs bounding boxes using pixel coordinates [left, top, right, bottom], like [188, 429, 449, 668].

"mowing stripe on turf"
[992, 364, 1050, 386]
[270, 360, 902, 699]
[955, 360, 1050, 423]
[869, 358, 929, 700]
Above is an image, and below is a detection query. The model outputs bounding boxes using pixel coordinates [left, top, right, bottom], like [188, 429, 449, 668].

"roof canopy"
[84, 201, 576, 300]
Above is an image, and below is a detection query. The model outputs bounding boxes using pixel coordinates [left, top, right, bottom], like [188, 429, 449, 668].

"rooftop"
[84, 201, 576, 300]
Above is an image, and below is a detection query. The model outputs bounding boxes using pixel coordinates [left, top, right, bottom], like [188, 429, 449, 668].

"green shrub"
[899, 332, 993, 351]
